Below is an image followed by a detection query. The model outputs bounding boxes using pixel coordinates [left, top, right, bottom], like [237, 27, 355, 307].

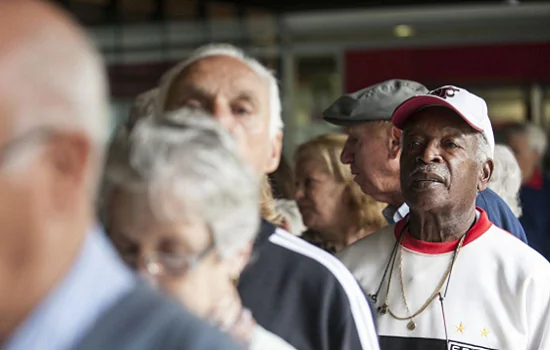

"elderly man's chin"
[404, 181, 448, 209]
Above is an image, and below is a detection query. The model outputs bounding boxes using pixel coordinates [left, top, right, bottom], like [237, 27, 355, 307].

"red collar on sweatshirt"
[393, 208, 492, 254]
[526, 169, 544, 190]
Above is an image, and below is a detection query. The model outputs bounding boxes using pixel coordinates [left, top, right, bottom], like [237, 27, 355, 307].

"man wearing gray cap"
[323, 79, 527, 242]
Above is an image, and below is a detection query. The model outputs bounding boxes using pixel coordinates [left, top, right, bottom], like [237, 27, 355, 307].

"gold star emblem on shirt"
[455, 322, 465, 333]
[480, 328, 490, 337]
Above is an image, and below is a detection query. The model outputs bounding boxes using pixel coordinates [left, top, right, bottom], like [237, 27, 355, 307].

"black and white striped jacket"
[238, 219, 380, 350]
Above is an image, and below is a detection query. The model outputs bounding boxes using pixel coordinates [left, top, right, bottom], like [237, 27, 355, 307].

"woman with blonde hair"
[294, 133, 387, 253]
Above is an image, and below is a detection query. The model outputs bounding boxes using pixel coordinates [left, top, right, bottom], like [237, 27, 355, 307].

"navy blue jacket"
[77, 282, 242, 350]
[519, 170, 550, 260]
[476, 187, 528, 243]
[238, 220, 379, 350]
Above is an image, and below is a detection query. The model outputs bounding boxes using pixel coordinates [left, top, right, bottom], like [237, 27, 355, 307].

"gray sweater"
[76, 282, 243, 350]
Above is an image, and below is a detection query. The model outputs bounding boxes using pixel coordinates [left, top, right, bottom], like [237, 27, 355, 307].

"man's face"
[506, 132, 539, 183]
[0, 100, 91, 328]
[400, 107, 491, 212]
[340, 122, 399, 202]
[164, 55, 281, 175]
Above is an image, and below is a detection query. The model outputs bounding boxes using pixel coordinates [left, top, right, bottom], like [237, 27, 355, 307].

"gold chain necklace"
[380, 232, 466, 331]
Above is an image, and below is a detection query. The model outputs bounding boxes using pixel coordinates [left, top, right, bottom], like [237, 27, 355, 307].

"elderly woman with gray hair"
[488, 144, 523, 217]
[100, 108, 295, 350]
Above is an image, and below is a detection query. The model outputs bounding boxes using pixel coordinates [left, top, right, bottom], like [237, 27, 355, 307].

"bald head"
[0, 0, 109, 148]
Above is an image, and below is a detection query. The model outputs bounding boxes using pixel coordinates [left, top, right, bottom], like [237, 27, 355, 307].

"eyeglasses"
[120, 244, 216, 277]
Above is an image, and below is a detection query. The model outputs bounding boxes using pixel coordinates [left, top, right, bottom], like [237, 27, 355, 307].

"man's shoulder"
[477, 187, 505, 207]
[338, 225, 395, 266]
[269, 228, 378, 349]
[76, 282, 240, 350]
[255, 221, 364, 283]
[476, 189, 527, 242]
[483, 225, 550, 273]
[267, 227, 363, 287]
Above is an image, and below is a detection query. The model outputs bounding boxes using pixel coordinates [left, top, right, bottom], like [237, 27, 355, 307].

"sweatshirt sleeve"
[525, 268, 550, 349]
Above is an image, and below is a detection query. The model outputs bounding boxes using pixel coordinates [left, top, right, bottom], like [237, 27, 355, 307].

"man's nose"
[211, 100, 237, 132]
[341, 142, 354, 164]
[416, 141, 443, 164]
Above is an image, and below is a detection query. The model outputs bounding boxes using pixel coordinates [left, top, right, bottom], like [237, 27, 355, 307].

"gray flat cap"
[323, 79, 428, 126]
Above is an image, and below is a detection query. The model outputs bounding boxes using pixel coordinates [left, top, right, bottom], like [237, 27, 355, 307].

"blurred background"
[51, 0, 550, 158]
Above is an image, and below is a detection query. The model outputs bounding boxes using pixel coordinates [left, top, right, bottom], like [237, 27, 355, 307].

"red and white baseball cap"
[392, 85, 495, 157]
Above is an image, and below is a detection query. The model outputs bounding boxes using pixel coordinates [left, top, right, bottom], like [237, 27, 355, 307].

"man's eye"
[444, 141, 459, 148]
[408, 140, 422, 148]
[232, 104, 252, 116]
[184, 99, 202, 109]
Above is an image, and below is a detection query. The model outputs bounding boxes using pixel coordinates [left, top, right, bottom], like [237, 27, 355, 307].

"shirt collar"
[382, 203, 410, 224]
[3, 227, 135, 350]
[393, 208, 491, 254]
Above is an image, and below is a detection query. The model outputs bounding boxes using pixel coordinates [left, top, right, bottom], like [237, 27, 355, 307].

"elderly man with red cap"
[338, 86, 550, 350]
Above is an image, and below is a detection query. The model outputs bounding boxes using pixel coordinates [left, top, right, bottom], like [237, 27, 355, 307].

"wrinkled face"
[164, 55, 281, 175]
[294, 158, 350, 237]
[506, 132, 539, 183]
[340, 122, 397, 201]
[400, 107, 491, 213]
[107, 189, 239, 318]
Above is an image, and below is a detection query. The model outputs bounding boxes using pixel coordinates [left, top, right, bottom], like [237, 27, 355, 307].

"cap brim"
[392, 95, 483, 132]
[323, 113, 392, 126]
[323, 116, 375, 127]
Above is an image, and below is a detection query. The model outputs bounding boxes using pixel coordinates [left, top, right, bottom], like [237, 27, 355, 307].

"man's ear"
[265, 131, 283, 174]
[478, 159, 494, 191]
[389, 126, 402, 160]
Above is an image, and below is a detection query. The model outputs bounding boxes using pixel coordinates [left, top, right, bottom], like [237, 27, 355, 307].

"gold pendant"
[378, 304, 388, 315]
[407, 320, 416, 330]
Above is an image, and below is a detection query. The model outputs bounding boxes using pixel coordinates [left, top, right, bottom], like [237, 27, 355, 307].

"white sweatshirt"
[338, 209, 550, 350]
[250, 325, 297, 350]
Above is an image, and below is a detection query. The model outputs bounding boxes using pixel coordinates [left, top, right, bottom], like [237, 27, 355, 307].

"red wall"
[344, 42, 550, 92]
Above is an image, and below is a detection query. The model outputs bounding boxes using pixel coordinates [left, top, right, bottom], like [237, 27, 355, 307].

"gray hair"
[127, 88, 158, 130]
[274, 199, 306, 236]
[155, 43, 283, 138]
[497, 122, 548, 160]
[102, 108, 260, 259]
[476, 133, 493, 164]
[488, 144, 522, 217]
